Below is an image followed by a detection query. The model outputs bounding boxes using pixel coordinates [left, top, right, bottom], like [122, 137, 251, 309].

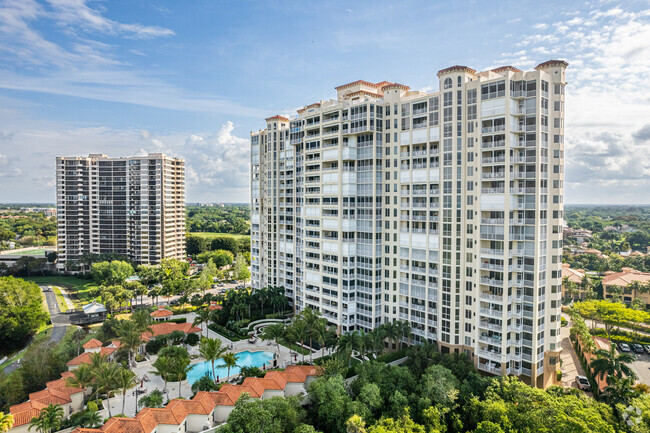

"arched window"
[457, 76, 462, 87]
[444, 77, 452, 89]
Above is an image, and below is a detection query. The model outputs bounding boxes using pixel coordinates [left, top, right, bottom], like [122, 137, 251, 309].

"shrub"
[208, 323, 245, 341]
[556, 371, 562, 381]
[145, 337, 166, 355]
[561, 317, 568, 327]
[184, 333, 200, 346]
[164, 317, 187, 324]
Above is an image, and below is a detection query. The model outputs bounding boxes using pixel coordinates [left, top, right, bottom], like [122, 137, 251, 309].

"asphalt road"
[3, 285, 70, 374]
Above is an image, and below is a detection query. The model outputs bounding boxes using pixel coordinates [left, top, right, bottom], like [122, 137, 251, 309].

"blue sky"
[1, 0, 649, 203]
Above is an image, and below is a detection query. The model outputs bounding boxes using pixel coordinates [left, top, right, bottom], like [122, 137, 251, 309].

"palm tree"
[603, 376, 639, 405]
[150, 356, 173, 392]
[82, 410, 102, 428]
[171, 356, 194, 398]
[131, 309, 153, 332]
[286, 321, 309, 362]
[590, 344, 637, 385]
[220, 352, 239, 380]
[232, 302, 248, 322]
[199, 337, 227, 384]
[398, 321, 412, 348]
[369, 327, 387, 358]
[336, 331, 361, 367]
[301, 308, 323, 364]
[71, 328, 87, 356]
[0, 412, 13, 433]
[255, 287, 269, 314]
[193, 307, 212, 337]
[64, 363, 94, 402]
[312, 320, 328, 359]
[138, 389, 164, 408]
[117, 321, 144, 369]
[260, 323, 286, 357]
[382, 322, 400, 352]
[359, 329, 375, 361]
[115, 368, 137, 415]
[28, 404, 63, 433]
[94, 362, 120, 417]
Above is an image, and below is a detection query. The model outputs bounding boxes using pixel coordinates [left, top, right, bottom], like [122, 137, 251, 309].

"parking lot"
[628, 348, 650, 385]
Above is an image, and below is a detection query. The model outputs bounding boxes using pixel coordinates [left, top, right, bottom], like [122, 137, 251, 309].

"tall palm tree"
[398, 321, 412, 348]
[286, 321, 309, 362]
[64, 363, 94, 402]
[302, 308, 323, 364]
[94, 362, 120, 418]
[256, 287, 269, 314]
[0, 412, 13, 433]
[336, 331, 361, 367]
[199, 337, 227, 384]
[131, 309, 153, 332]
[115, 368, 137, 415]
[117, 321, 144, 369]
[193, 307, 212, 337]
[382, 322, 400, 352]
[150, 356, 173, 392]
[370, 327, 387, 357]
[312, 320, 328, 359]
[590, 344, 637, 385]
[260, 323, 286, 357]
[171, 356, 194, 398]
[28, 404, 63, 433]
[220, 352, 239, 380]
[71, 328, 87, 356]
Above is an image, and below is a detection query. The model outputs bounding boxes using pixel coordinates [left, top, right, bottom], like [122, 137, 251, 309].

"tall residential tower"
[251, 60, 567, 387]
[56, 153, 185, 267]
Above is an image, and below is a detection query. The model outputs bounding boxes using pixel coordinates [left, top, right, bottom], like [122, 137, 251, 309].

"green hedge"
[590, 328, 650, 344]
[374, 348, 408, 364]
[163, 317, 187, 324]
[208, 323, 245, 341]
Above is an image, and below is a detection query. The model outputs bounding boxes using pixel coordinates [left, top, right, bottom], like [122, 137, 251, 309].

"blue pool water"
[186, 350, 275, 385]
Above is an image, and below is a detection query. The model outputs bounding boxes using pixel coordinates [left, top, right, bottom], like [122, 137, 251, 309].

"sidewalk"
[559, 315, 589, 393]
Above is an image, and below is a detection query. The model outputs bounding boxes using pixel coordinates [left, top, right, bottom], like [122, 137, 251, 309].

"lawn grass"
[51, 286, 69, 312]
[190, 232, 250, 241]
[23, 276, 98, 306]
[280, 339, 311, 356]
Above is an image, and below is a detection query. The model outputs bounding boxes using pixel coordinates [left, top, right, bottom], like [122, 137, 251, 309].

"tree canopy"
[0, 277, 49, 354]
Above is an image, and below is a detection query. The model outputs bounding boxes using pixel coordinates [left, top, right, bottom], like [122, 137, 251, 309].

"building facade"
[251, 60, 567, 387]
[56, 153, 185, 267]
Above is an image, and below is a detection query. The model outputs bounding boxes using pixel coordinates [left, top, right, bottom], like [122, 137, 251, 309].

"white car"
[575, 375, 591, 391]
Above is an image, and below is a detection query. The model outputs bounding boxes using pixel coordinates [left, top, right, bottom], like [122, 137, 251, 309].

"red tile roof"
[71, 363, 323, 433]
[437, 65, 476, 77]
[150, 307, 173, 318]
[209, 301, 223, 311]
[66, 346, 116, 366]
[535, 59, 569, 70]
[265, 115, 289, 122]
[82, 338, 103, 349]
[141, 322, 202, 342]
[491, 66, 522, 73]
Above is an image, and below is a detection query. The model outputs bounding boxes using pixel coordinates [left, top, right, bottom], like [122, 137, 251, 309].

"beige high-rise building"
[56, 153, 185, 267]
[251, 60, 567, 387]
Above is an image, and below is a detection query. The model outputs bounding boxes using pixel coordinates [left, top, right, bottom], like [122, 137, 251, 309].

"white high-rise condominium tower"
[251, 60, 567, 387]
[56, 153, 185, 268]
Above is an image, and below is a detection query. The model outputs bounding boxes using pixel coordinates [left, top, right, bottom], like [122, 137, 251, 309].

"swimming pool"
[186, 350, 275, 385]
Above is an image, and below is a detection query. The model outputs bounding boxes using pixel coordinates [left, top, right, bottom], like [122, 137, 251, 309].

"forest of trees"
[0, 210, 56, 248]
[186, 205, 250, 235]
[564, 206, 650, 272]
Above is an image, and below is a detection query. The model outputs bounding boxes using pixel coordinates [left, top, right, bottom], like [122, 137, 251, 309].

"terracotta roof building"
[71, 365, 322, 433]
[603, 267, 650, 307]
[150, 306, 173, 321]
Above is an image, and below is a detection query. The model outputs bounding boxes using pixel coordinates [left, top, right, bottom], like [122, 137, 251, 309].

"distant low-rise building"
[602, 267, 650, 307]
[563, 227, 593, 244]
[561, 263, 587, 300]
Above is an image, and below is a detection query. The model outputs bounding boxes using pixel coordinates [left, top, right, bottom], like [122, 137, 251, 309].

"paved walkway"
[559, 314, 589, 393]
[54, 286, 76, 310]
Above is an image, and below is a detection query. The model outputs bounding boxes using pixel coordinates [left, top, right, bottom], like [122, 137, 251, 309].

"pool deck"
[109, 311, 311, 417]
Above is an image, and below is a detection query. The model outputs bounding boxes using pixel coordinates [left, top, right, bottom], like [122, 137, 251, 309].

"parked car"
[218, 283, 225, 287]
[632, 344, 645, 354]
[618, 343, 631, 352]
[643, 345, 650, 355]
[211, 284, 218, 289]
[575, 375, 591, 391]
[236, 285, 244, 289]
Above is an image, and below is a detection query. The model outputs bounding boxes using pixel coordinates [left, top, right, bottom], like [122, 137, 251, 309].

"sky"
[0, 0, 649, 204]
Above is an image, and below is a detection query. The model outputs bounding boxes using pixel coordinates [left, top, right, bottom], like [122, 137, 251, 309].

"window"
[443, 107, 452, 122]
[444, 77, 452, 89]
[457, 76, 462, 87]
[480, 80, 505, 100]
[429, 112, 439, 126]
[429, 97, 439, 111]
[467, 105, 477, 120]
[467, 89, 476, 104]
[443, 91, 453, 107]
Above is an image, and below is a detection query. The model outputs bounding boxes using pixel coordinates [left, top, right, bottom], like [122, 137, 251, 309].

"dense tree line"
[0, 277, 49, 355]
[218, 350, 626, 433]
[0, 211, 57, 248]
[186, 234, 250, 257]
[186, 205, 250, 235]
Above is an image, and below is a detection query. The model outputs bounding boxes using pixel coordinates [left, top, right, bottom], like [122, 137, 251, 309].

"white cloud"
[515, 4, 650, 203]
[0, 112, 250, 202]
